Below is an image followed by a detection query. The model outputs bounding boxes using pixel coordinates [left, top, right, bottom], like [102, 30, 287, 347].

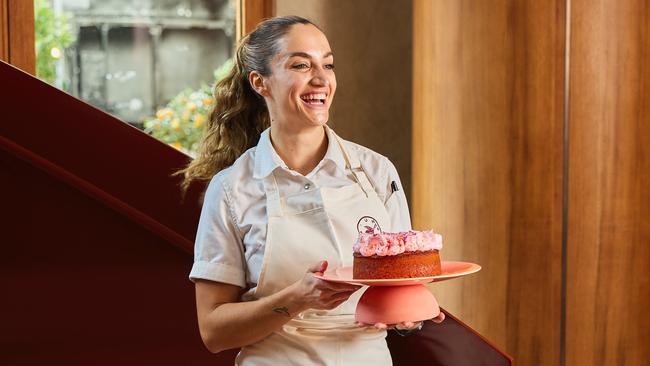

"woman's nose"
[310, 69, 329, 86]
[310, 75, 327, 86]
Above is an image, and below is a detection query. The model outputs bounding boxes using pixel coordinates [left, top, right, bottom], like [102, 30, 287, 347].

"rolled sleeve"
[189, 173, 246, 287]
[383, 159, 412, 232]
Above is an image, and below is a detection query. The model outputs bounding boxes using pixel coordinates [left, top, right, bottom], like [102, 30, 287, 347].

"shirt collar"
[323, 125, 348, 172]
[253, 128, 285, 179]
[253, 125, 348, 179]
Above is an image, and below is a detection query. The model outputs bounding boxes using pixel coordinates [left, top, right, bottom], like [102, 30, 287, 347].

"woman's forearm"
[197, 261, 360, 353]
[201, 283, 307, 353]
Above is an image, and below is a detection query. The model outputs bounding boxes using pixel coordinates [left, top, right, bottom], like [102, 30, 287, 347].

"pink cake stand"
[315, 261, 481, 324]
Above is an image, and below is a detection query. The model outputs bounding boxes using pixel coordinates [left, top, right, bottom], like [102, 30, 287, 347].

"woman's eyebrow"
[286, 51, 334, 59]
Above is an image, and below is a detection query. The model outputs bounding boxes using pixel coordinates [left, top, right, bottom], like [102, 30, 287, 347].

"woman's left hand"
[366, 311, 445, 328]
[396, 311, 445, 329]
[357, 311, 445, 331]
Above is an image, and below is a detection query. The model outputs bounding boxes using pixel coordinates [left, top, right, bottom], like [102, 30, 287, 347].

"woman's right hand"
[290, 260, 362, 311]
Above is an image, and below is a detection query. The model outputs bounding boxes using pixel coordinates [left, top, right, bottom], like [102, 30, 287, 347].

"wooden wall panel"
[567, 0, 650, 364]
[0, 0, 8, 61]
[505, 2, 566, 364]
[0, 0, 34, 74]
[412, 1, 565, 365]
[237, 0, 275, 39]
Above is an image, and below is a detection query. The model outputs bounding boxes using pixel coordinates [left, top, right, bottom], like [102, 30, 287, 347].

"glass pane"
[34, 0, 236, 156]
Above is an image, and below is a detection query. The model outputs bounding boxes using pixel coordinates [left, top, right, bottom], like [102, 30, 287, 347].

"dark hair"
[176, 16, 317, 194]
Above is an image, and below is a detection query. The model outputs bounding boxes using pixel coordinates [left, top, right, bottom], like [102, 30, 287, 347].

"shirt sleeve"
[189, 173, 246, 287]
[383, 158, 413, 232]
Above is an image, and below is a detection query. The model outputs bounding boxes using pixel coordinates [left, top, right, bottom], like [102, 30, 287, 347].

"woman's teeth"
[300, 93, 326, 105]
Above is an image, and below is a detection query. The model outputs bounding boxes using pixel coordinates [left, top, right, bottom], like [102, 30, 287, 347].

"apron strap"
[262, 173, 284, 217]
[331, 130, 376, 198]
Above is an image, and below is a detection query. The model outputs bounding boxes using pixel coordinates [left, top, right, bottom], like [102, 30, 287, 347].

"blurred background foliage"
[143, 59, 233, 156]
[35, 0, 74, 85]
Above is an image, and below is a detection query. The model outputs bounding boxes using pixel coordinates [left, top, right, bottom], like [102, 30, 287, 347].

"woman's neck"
[269, 124, 328, 176]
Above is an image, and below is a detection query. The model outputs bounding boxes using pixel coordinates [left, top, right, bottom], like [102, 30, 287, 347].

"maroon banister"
[386, 309, 515, 365]
[0, 134, 193, 251]
[0, 60, 204, 255]
[1, 59, 215, 364]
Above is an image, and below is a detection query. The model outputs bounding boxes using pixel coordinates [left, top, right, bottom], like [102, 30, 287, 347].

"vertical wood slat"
[0, 0, 8, 61]
[567, 0, 650, 365]
[412, 1, 565, 364]
[237, 0, 274, 40]
[0, 0, 34, 74]
[506, 2, 566, 364]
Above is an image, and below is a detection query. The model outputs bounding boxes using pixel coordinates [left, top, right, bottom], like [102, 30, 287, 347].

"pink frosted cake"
[353, 230, 443, 279]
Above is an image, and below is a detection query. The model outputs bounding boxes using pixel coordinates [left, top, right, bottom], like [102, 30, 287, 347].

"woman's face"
[257, 24, 337, 129]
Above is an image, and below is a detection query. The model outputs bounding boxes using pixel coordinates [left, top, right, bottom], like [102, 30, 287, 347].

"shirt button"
[304, 183, 311, 190]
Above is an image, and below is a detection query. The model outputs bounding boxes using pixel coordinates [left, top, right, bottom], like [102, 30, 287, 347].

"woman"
[179, 16, 442, 365]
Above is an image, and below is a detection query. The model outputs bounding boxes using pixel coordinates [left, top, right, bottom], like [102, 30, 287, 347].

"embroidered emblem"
[357, 216, 382, 234]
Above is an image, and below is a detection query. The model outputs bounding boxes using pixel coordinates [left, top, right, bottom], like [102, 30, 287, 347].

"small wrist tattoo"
[273, 306, 291, 317]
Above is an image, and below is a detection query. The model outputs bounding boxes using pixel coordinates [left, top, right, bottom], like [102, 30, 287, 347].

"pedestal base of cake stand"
[355, 284, 439, 325]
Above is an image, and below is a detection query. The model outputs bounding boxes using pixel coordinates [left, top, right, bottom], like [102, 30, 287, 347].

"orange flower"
[171, 118, 181, 130]
[187, 102, 197, 112]
[170, 142, 182, 150]
[203, 98, 214, 106]
[193, 114, 206, 128]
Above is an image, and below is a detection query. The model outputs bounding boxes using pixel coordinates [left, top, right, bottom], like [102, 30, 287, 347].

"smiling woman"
[177, 16, 425, 366]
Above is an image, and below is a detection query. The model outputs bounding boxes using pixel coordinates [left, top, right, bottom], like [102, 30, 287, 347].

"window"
[35, 0, 236, 155]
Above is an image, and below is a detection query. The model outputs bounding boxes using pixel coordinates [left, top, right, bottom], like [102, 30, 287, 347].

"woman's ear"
[249, 71, 269, 97]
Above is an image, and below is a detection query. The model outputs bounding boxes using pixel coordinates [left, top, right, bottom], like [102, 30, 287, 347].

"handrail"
[0, 60, 205, 255]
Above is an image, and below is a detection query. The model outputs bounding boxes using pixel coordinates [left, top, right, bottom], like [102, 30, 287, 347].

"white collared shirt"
[189, 126, 412, 299]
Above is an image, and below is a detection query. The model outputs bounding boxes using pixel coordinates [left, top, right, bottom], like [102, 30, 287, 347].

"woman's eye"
[292, 64, 309, 69]
[325, 64, 335, 70]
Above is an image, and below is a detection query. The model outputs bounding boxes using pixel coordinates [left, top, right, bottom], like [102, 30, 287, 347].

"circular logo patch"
[357, 216, 382, 234]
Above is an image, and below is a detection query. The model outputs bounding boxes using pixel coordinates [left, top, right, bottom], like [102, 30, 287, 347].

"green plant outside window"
[144, 59, 234, 156]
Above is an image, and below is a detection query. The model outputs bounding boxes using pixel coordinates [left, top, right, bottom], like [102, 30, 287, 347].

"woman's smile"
[299, 92, 328, 107]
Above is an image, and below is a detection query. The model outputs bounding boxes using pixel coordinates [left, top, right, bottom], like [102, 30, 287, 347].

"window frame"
[0, 0, 274, 75]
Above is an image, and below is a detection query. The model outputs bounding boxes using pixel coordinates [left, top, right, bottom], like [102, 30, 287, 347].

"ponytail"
[175, 16, 316, 195]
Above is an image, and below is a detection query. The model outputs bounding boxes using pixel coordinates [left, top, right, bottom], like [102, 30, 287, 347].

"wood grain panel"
[412, 1, 565, 364]
[0, 0, 8, 61]
[237, 0, 274, 39]
[567, 0, 650, 364]
[505, 2, 566, 364]
[5, 0, 34, 74]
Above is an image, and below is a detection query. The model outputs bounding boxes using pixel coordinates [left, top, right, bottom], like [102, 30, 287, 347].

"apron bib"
[235, 132, 393, 366]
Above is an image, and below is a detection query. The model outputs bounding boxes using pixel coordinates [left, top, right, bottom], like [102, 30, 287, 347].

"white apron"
[235, 132, 393, 366]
